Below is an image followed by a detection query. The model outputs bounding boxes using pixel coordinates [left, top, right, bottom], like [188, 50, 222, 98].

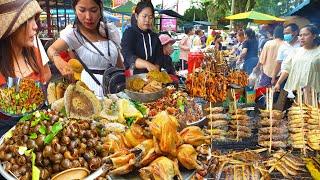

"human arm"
[274, 71, 289, 91]
[47, 39, 73, 76]
[238, 48, 247, 62]
[271, 62, 281, 85]
[274, 54, 293, 91]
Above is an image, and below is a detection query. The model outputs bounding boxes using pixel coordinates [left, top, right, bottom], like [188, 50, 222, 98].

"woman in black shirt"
[121, 0, 162, 74]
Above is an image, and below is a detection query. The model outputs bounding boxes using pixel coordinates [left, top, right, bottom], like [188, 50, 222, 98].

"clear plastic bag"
[248, 67, 261, 89]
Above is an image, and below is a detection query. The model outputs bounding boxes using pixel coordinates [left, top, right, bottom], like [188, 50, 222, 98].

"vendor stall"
[0, 62, 319, 180]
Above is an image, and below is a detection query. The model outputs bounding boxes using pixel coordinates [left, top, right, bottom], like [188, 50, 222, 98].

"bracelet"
[50, 52, 60, 61]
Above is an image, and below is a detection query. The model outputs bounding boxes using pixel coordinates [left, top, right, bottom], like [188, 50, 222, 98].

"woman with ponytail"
[121, 0, 163, 75]
[47, 0, 123, 96]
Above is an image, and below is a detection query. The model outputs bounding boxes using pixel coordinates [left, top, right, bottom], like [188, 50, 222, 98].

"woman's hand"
[53, 57, 73, 76]
[274, 83, 281, 92]
[271, 77, 277, 85]
[146, 62, 158, 72]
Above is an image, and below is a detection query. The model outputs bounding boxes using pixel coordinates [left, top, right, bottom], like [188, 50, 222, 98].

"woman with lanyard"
[48, 0, 124, 96]
[121, 0, 162, 75]
[0, 0, 51, 134]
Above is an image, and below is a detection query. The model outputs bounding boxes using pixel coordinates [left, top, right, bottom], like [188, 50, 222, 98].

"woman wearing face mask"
[121, 0, 162, 75]
[0, 0, 51, 133]
[48, 0, 123, 96]
[272, 23, 300, 86]
[275, 24, 320, 101]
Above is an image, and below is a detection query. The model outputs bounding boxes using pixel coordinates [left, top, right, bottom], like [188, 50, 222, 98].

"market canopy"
[225, 10, 285, 24]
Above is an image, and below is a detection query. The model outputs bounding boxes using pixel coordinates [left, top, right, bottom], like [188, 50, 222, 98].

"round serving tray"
[0, 127, 17, 180]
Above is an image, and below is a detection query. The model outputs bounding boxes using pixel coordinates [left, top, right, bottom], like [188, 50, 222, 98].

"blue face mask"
[284, 34, 294, 43]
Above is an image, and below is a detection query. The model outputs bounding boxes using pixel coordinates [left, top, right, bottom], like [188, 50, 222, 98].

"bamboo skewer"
[231, 89, 239, 141]
[209, 102, 213, 150]
[298, 88, 307, 156]
[268, 88, 274, 153]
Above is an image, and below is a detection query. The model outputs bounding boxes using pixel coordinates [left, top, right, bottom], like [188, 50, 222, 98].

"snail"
[89, 157, 101, 170]
[43, 145, 53, 158]
[61, 158, 72, 170]
[50, 153, 63, 164]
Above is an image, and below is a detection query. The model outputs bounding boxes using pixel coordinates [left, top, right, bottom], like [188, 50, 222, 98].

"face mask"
[284, 34, 294, 43]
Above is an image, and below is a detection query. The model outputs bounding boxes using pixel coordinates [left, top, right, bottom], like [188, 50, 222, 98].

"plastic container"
[187, 52, 204, 73]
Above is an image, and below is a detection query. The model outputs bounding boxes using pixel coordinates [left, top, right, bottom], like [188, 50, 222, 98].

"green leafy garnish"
[44, 134, 55, 145]
[125, 117, 136, 127]
[51, 122, 63, 134]
[31, 152, 40, 180]
[31, 118, 41, 127]
[131, 100, 147, 116]
[44, 122, 63, 144]
[19, 113, 33, 122]
[29, 133, 37, 139]
[39, 125, 47, 135]
[40, 111, 50, 120]
[32, 103, 37, 110]
[177, 97, 186, 112]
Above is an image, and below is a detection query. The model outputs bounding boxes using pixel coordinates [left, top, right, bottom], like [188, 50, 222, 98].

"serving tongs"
[7, 77, 21, 92]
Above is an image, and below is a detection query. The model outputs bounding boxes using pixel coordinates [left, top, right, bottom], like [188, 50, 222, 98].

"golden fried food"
[127, 77, 145, 91]
[147, 70, 172, 84]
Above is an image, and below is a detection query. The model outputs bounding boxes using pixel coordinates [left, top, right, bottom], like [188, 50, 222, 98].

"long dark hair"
[135, 0, 154, 16]
[72, 0, 108, 38]
[0, 23, 40, 79]
[245, 28, 256, 40]
[301, 24, 320, 46]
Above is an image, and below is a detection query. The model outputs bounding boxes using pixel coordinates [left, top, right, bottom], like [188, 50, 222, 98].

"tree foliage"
[204, 0, 255, 24]
[183, 3, 208, 22]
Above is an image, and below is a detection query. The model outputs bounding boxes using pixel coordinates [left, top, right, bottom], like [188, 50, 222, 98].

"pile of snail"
[0, 110, 109, 180]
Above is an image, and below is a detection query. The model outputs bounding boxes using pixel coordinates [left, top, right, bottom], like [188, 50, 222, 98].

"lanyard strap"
[71, 49, 102, 86]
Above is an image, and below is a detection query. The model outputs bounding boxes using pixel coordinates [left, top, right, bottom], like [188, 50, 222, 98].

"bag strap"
[71, 49, 101, 86]
[76, 28, 111, 57]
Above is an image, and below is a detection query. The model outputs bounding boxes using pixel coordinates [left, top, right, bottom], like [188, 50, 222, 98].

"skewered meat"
[266, 150, 305, 178]
[207, 120, 228, 128]
[259, 127, 288, 134]
[258, 134, 288, 141]
[259, 118, 281, 126]
[258, 141, 287, 148]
